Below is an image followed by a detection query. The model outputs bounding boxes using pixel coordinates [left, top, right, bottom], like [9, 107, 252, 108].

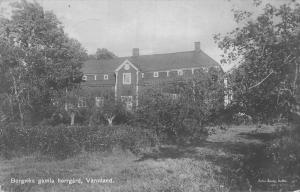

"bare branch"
[249, 70, 274, 90]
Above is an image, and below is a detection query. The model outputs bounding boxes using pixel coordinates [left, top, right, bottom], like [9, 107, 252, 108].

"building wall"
[81, 73, 115, 97]
[82, 61, 223, 110]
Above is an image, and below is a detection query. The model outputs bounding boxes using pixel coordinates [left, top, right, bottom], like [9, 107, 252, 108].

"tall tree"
[215, 1, 300, 121]
[95, 48, 117, 60]
[0, 0, 87, 125]
[137, 69, 224, 141]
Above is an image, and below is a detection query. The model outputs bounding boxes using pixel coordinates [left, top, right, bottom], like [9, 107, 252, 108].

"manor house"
[81, 42, 222, 110]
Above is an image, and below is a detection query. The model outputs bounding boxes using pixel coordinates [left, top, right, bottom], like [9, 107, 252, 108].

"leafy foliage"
[88, 48, 117, 60]
[215, 2, 300, 122]
[0, 0, 87, 125]
[0, 123, 158, 159]
[137, 69, 224, 143]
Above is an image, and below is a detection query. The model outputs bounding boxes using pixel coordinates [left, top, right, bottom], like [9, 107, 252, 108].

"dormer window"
[153, 72, 159, 77]
[178, 70, 183, 76]
[104, 74, 108, 80]
[82, 75, 87, 81]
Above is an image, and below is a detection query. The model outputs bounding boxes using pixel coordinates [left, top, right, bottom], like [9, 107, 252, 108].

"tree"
[214, 1, 300, 122]
[87, 48, 116, 60]
[137, 69, 224, 142]
[91, 48, 117, 60]
[0, 0, 87, 126]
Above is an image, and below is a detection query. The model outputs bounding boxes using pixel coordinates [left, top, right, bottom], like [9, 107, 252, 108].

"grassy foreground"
[0, 148, 226, 192]
[0, 124, 286, 192]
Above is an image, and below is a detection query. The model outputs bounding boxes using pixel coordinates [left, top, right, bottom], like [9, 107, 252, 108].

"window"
[141, 73, 144, 78]
[95, 97, 104, 107]
[178, 70, 183, 76]
[171, 93, 179, 100]
[94, 75, 97, 80]
[78, 97, 87, 108]
[82, 75, 87, 81]
[153, 72, 159, 77]
[104, 74, 108, 80]
[123, 73, 131, 84]
[121, 96, 133, 110]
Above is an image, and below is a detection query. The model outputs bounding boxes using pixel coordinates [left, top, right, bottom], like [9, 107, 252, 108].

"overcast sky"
[0, 0, 295, 70]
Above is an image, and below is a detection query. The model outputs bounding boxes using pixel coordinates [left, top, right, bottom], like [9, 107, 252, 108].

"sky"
[0, 0, 296, 71]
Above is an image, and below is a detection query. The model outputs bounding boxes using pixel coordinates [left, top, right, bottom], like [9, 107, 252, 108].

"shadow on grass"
[137, 129, 295, 191]
[238, 132, 277, 142]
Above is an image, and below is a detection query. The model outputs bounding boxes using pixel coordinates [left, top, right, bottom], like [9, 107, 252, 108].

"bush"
[37, 125, 91, 159]
[0, 123, 158, 159]
[85, 125, 159, 154]
[263, 133, 300, 189]
[135, 71, 224, 144]
[228, 126, 300, 191]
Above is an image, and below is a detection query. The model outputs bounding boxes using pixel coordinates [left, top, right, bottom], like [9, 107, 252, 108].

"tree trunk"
[19, 103, 24, 127]
[88, 115, 93, 127]
[107, 115, 115, 126]
[10, 71, 25, 127]
[70, 112, 75, 126]
[107, 118, 113, 126]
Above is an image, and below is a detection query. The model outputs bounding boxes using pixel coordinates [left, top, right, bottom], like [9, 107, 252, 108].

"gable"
[115, 59, 139, 72]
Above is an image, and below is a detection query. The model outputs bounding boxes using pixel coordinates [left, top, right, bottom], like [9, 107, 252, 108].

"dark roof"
[82, 50, 220, 74]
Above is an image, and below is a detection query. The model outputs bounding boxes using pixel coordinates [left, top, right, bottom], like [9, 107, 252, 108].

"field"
[0, 124, 287, 192]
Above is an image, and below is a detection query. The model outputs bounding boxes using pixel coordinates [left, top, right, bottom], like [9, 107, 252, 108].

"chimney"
[132, 48, 139, 57]
[194, 42, 200, 52]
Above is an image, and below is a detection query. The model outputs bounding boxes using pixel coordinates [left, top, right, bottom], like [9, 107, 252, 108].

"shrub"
[37, 125, 91, 159]
[232, 112, 253, 125]
[263, 133, 300, 189]
[227, 126, 300, 191]
[0, 123, 158, 159]
[85, 125, 159, 154]
[0, 123, 40, 157]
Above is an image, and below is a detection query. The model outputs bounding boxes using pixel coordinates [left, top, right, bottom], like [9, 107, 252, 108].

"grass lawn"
[0, 124, 285, 192]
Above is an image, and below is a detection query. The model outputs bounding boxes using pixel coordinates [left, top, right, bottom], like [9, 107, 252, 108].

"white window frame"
[78, 97, 87, 108]
[104, 74, 108, 80]
[178, 70, 183, 76]
[123, 73, 131, 85]
[121, 96, 133, 110]
[171, 93, 179, 100]
[153, 72, 159, 77]
[82, 75, 87, 81]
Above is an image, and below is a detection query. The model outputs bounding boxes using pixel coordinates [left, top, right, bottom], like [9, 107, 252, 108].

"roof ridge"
[136, 50, 194, 57]
[82, 49, 220, 74]
[87, 50, 211, 61]
[91, 51, 195, 61]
